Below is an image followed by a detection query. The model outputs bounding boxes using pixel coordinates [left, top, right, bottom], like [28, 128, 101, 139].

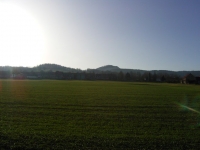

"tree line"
[0, 70, 181, 83]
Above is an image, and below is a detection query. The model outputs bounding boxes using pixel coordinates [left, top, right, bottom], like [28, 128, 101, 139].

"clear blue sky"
[1, 0, 200, 71]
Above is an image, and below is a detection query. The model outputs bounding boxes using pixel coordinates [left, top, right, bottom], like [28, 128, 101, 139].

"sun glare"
[0, 2, 46, 67]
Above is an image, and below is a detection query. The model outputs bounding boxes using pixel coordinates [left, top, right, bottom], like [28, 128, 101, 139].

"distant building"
[26, 76, 38, 79]
[181, 73, 196, 84]
[12, 73, 26, 79]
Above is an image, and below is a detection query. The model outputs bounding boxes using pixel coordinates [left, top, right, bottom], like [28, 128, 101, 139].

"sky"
[0, 0, 199, 71]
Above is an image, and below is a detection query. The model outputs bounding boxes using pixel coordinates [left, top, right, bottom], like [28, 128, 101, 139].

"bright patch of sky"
[1, 0, 200, 71]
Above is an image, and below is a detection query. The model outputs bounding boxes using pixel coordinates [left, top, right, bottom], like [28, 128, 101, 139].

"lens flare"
[175, 95, 200, 128]
[178, 103, 200, 114]
[176, 95, 200, 113]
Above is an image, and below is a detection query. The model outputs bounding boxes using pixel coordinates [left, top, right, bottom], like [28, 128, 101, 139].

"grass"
[0, 80, 200, 149]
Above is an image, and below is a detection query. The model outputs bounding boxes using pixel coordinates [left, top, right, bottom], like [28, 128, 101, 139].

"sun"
[0, 2, 46, 67]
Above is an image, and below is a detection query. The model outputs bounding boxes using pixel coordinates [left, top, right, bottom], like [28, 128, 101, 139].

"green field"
[0, 80, 200, 149]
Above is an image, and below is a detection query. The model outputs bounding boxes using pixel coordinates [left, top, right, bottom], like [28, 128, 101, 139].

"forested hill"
[0, 63, 82, 73]
[0, 64, 199, 77]
[96, 65, 120, 71]
[93, 65, 200, 77]
[33, 64, 82, 72]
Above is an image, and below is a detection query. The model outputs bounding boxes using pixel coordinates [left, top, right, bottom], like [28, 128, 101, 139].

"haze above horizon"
[0, 0, 199, 71]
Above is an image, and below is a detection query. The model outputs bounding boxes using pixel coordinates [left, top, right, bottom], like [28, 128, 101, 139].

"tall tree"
[118, 71, 124, 81]
[125, 72, 131, 81]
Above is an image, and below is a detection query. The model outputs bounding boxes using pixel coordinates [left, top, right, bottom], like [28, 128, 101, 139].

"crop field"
[0, 80, 200, 149]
